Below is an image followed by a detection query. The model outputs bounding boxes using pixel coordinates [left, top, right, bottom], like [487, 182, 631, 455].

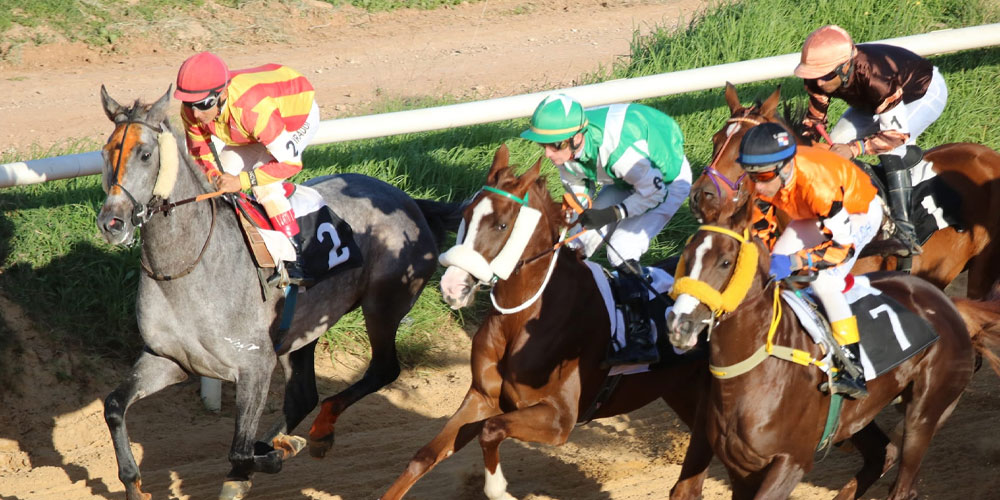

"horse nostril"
[105, 217, 124, 233]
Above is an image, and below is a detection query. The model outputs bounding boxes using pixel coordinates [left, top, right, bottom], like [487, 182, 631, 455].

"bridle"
[105, 116, 221, 281]
[700, 109, 765, 201]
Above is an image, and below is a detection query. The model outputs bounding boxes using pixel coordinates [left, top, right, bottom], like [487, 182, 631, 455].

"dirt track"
[1, 1, 999, 499]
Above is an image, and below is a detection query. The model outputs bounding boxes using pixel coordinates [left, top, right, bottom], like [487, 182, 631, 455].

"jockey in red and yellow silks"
[740, 123, 883, 399]
[174, 52, 320, 282]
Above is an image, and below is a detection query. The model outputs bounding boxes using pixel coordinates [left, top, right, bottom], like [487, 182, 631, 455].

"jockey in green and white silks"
[521, 94, 692, 267]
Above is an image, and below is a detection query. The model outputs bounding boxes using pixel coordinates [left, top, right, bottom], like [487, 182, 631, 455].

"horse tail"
[952, 297, 1000, 376]
[414, 198, 465, 249]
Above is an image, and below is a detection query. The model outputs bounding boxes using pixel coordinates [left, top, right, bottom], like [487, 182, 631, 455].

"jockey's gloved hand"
[578, 206, 620, 230]
[769, 254, 794, 280]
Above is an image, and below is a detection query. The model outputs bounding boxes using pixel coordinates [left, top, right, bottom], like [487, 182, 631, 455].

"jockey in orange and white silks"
[794, 25, 947, 254]
[174, 51, 319, 247]
[520, 94, 692, 269]
[739, 122, 881, 399]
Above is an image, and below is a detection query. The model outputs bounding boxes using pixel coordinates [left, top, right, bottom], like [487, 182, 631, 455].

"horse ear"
[760, 85, 781, 119]
[100, 85, 128, 123]
[724, 81, 741, 113]
[487, 144, 511, 182]
[517, 154, 542, 192]
[147, 86, 173, 126]
[729, 180, 756, 231]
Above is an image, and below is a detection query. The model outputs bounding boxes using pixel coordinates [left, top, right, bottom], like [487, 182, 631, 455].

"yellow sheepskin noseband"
[670, 225, 759, 315]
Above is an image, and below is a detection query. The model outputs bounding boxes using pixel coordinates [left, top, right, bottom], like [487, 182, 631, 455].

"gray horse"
[97, 86, 459, 500]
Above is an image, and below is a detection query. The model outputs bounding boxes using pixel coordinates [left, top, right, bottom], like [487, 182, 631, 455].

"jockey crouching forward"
[739, 123, 883, 399]
[520, 94, 693, 367]
[174, 51, 319, 283]
[795, 24, 948, 256]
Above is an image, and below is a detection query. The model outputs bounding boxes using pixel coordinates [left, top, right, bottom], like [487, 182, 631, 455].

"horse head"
[690, 82, 794, 225]
[667, 185, 770, 351]
[96, 85, 184, 246]
[438, 144, 562, 309]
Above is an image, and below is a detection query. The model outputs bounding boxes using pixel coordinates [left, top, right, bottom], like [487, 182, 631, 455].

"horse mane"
[779, 98, 815, 146]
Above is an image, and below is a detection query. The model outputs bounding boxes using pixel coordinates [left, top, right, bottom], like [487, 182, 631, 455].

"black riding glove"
[578, 206, 620, 230]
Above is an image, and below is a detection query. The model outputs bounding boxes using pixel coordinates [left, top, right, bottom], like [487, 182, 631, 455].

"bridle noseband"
[701, 111, 765, 200]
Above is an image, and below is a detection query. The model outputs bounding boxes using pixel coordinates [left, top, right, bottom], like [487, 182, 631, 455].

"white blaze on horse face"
[463, 196, 494, 249]
[672, 234, 714, 316]
[726, 122, 740, 137]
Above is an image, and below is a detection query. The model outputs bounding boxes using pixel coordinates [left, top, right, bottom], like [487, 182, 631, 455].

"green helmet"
[520, 94, 588, 143]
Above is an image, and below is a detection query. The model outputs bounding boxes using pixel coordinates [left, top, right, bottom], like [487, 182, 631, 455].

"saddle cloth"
[583, 261, 701, 376]
[237, 183, 362, 284]
[782, 275, 939, 380]
[861, 156, 962, 245]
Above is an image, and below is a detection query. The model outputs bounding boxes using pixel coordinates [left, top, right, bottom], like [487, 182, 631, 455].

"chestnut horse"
[689, 83, 1000, 298]
[380, 145, 712, 500]
[665, 189, 1000, 499]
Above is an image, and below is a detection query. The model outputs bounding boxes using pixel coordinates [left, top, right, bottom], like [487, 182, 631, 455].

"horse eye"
[721, 259, 732, 267]
[498, 223, 508, 231]
[141, 152, 152, 161]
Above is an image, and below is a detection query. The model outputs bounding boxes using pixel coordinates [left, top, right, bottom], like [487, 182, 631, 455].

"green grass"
[2, 0, 999, 367]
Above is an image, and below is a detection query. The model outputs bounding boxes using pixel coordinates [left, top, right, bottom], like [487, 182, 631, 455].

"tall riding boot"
[270, 208, 311, 287]
[829, 316, 868, 399]
[604, 260, 660, 367]
[879, 153, 921, 256]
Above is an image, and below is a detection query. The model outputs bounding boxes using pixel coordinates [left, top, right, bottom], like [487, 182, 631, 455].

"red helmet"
[174, 52, 230, 103]
[794, 25, 855, 79]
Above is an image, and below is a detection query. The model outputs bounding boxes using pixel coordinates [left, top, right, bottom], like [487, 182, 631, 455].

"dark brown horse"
[690, 82, 1000, 298]
[380, 145, 712, 500]
[665, 188, 1000, 499]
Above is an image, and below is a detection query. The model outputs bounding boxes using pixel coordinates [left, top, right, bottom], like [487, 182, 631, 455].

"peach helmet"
[794, 25, 856, 79]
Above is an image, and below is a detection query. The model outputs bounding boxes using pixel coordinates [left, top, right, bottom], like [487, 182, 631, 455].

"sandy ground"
[1, 1, 999, 499]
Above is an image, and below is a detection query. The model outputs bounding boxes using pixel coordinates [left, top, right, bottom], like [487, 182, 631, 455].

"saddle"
[231, 183, 362, 292]
[783, 275, 939, 381]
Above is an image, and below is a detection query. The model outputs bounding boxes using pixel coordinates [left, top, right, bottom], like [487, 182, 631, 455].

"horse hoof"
[219, 480, 252, 500]
[273, 433, 308, 459]
[308, 433, 334, 458]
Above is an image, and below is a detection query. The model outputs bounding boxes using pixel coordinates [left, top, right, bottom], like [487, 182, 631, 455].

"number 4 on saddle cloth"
[233, 182, 362, 288]
[583, 262, 707, 376]
[784, 274, 939, 381]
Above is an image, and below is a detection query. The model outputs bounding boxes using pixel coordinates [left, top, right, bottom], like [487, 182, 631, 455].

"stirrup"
[821, 376, 869, 400]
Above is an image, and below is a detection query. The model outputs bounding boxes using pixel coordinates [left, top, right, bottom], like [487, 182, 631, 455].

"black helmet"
[738, 123, 797, 171]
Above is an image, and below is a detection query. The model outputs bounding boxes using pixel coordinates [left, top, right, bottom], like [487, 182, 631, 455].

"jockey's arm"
[751, 200, 780, 250]
[559, 165, 594, 208]
[181, 109, 221, 178]
[236, 100, 305, 190]
[614, 152, 670, 219]
[793, 204, 856, 271]
[802, 81, 832, 137]
[849, 98, 911, 157]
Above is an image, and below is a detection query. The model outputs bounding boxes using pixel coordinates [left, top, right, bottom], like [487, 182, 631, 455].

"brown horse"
[689, 82, 1000, 298]
[380, 145, 712, 500]
[665, 189, 1000, 499]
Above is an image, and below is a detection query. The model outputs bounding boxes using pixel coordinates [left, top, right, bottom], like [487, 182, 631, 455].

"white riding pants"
[569, 156, 692, 267]
[830, 67, 947, 157]
[772, 197, 883, 323]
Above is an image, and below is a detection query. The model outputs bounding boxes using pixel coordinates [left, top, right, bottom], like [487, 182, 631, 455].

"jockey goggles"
[541, 139, 572, 151]
[184, 92, 221, 111]
[747, 167, 781, 183]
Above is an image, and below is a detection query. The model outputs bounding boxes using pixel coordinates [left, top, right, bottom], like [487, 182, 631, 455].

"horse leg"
[380, 390, 500, 500]
[308, 292, 405, 458]
[887, 390, 963, 500]
[479, 402, 574, 500]
[664, 383, 712, 500]
[834, 421, 898, 500]
[751, 454, 806, 500]
[965, 243, 1000, 298]
[258, 340, 317, 460]
[220, 363, 274, 500]
[104, 350, 188, 500]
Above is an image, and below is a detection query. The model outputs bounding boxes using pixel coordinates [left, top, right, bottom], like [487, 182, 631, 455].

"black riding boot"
[604, 260, 660, 367]
[283, 234, 313, 287]
[880, 153, 921, 256]
[831, 342, 868, 399]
